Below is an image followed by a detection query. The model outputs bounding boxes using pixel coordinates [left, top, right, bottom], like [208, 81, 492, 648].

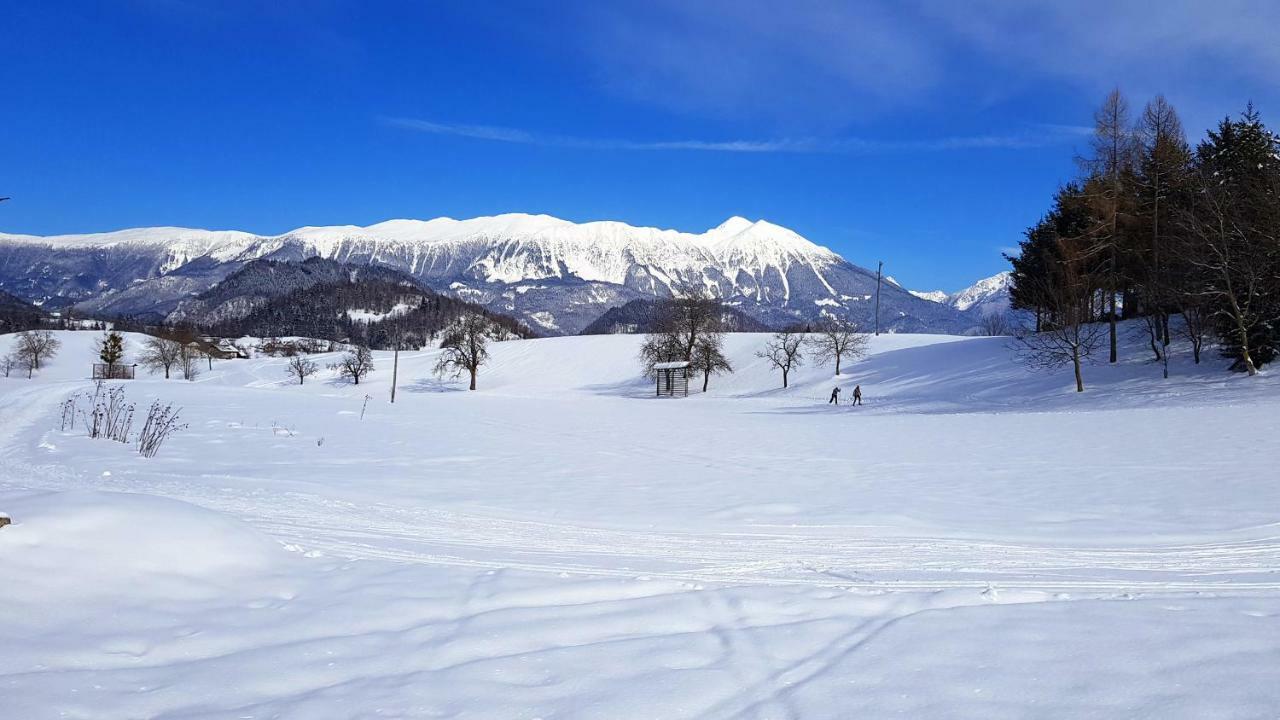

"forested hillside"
[203, 275, 534, 349]
[0, 289, 43, 333]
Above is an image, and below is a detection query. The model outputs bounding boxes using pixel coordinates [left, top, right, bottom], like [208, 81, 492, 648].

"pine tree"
[95, 330, 126, 374]
[1185, 104, 1280, 370]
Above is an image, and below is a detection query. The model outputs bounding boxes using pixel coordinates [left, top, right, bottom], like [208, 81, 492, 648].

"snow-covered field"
[2, 329, 1279, 718]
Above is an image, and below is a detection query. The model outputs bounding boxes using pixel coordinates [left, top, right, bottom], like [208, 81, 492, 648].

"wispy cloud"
[539, 0, 1280, 130]
[385, 117, 1081, 155]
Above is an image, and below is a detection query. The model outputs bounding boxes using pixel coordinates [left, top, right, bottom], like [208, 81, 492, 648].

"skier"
[852, 385, 863, 406]
[828, 386, 841, 405]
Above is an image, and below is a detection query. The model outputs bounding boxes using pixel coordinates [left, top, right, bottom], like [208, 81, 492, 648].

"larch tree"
[1133, 95, 1192, 377]
[1080, 88, 1138, 364]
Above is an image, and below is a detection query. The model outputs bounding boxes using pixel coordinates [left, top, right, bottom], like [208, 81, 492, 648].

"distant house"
[192, 337, 248, 360]
[653, 361, 690, 397]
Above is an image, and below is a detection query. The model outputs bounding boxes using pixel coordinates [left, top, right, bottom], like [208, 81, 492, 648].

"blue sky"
[3, 1, 1278, 291]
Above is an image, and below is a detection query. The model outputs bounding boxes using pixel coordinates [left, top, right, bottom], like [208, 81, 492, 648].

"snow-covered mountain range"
[0, 214, 988, 335]
[910, 271, 1012, 318]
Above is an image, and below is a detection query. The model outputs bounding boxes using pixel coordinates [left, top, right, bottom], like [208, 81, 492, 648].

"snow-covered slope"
[0, 214, 970, 334]
[3, 326, 1279, 717]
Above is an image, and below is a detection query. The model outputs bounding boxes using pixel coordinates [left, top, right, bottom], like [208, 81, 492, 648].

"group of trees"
[137, 330, 205, 380]
[638, 292, 870, 391]
[756, 319, 869, 388]
[639, 293, 734, 392]
[2, 328, 208, 381]
[1008, 91, 1280, 389]
[287, 312, 507, 393]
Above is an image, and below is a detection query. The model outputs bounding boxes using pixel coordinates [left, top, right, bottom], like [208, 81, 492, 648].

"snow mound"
[0, 490, 284, 590]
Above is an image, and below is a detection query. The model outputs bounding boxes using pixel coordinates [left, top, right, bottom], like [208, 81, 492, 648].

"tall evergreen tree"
[1185, 104, 1280, 370]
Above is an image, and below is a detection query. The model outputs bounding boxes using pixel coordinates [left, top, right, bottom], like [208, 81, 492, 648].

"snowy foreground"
[2, 330, 1279, 719]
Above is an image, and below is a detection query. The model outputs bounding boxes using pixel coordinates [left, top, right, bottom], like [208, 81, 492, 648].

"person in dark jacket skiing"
[852, 385, 863, 406]
[828, 386, 841, 405]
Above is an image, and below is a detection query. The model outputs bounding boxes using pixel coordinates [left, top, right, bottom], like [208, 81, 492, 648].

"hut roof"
[653, 361, 690, 370]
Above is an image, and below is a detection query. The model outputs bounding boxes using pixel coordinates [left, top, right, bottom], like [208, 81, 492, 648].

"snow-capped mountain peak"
[0, 213, 974, 335]
[948, 271, 1012, 314]
[904, 271, 1012, 317]
[910, 289, 950, 304]
[712, 216, 755, 235]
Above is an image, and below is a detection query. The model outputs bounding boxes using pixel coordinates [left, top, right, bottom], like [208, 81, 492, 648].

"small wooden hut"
[653, 361, 690, 397]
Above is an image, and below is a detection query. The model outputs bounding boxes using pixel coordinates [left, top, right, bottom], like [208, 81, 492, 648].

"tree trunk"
[1073, 348, 1084, 392]
[782, 368, 789, 388]
[1232, 316, 1258, 376]
[1108, 292, 1118, 363]
[702, 370, 710, 392]
[390, 346, 399, 403]
[469, 368, 477, 391]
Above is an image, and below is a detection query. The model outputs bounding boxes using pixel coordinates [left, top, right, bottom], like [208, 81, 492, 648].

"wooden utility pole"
[390, 325, 401, 403]
[874, 260, 883, 336]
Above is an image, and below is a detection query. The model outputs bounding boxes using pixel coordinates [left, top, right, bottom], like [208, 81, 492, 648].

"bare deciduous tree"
[757, 330, 805, 388]
[332, 345, 374, 385]
[691, 333, 732, 392]
[638, 291, 734, 391]
[1175, 301, 1209, 365]
[14, 330, 60, 375]
[178, 343, 202, 381]
[639, 292, 724, 366]
[286, 355, 319, 385]
[806, 318, 868, 374]
[139, 335, 184, 379]
[435, 315, 492, 391]
[978, 313, 1012, 337]
[1175, 167, 1274, 375]
[1014, 235, 1106, 392]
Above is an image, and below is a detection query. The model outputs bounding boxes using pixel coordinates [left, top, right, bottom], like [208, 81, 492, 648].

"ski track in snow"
[4, 375, 1279, 598]
[5, 331, 1280, 717]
